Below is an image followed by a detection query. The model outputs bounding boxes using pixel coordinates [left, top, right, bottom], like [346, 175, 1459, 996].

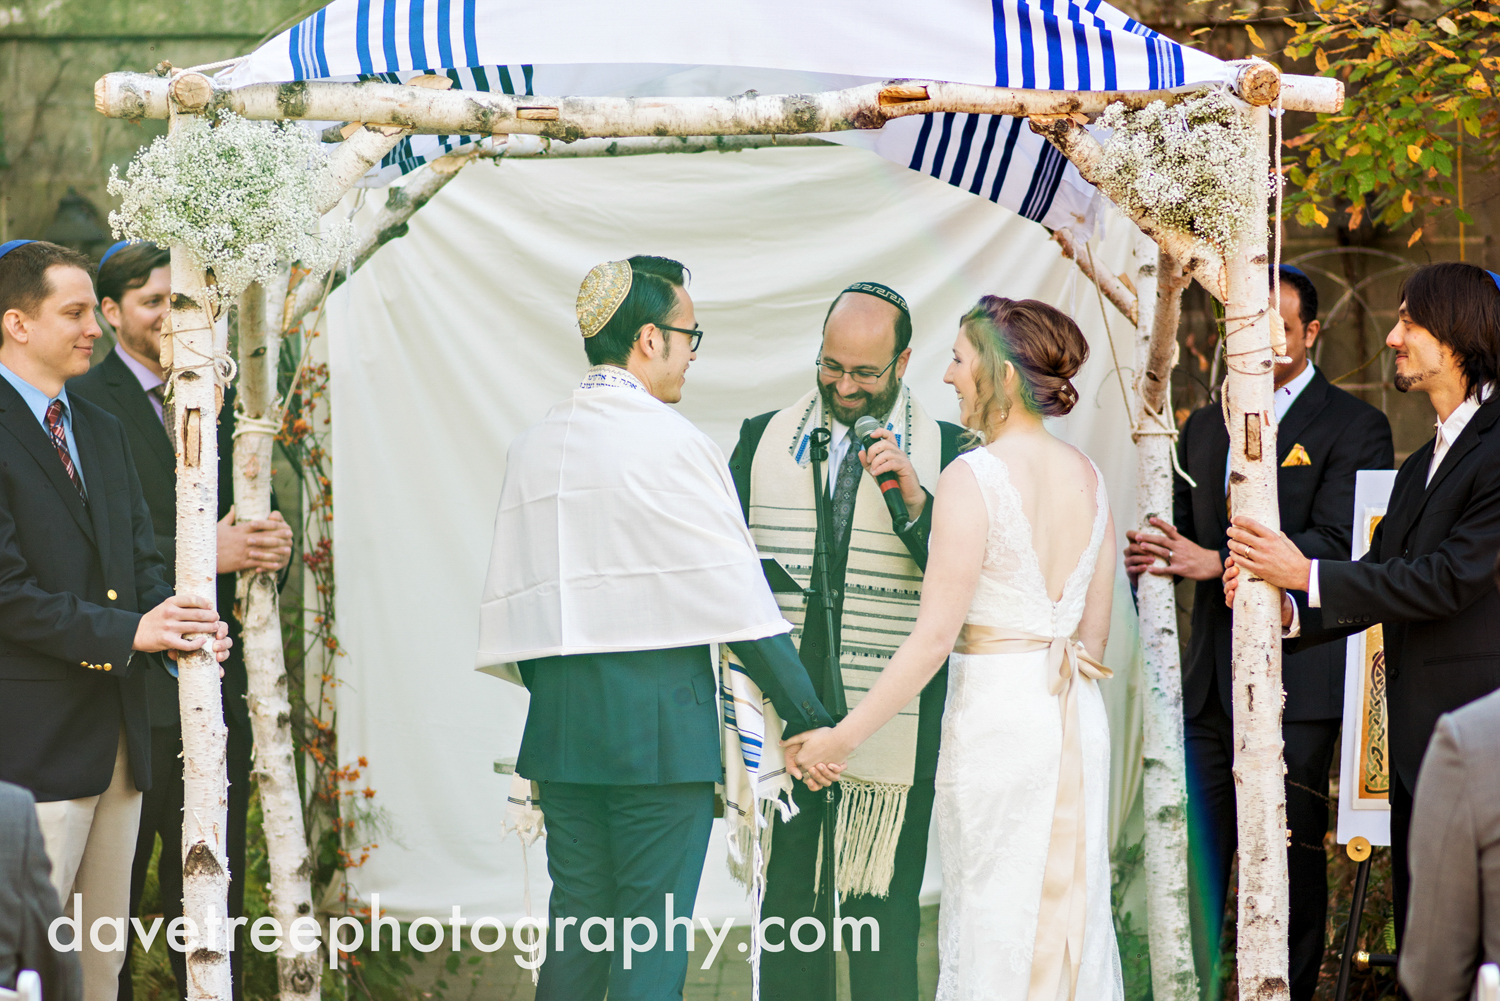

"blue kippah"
[99, 240, 133, 268]
[0, 239, 36, 262]
[1488, 271, 1500, 294]
[1278, 264, 1308, 279]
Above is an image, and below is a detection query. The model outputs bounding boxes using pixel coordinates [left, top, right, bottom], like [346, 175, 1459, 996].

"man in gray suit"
[1399, 683, 1500, 1001]
[0, 779, 82, 1001]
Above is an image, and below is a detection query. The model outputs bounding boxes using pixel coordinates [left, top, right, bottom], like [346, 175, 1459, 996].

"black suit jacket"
[1176, 368, 1393, 721]
[0, 378, 172, 801]
[729, 410, 966, 780]
[1291, 393, 1500, 788]
[70, 349, 255, 737]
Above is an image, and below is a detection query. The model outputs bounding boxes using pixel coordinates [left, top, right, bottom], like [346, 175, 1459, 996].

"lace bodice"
[960, 447, 1108, 639]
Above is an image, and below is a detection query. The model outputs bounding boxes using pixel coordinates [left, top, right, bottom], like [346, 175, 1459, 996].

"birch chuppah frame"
[92, 3, 1343, 999]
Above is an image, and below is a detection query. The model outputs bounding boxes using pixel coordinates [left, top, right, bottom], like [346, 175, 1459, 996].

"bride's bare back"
[985, 434, 1102, 604]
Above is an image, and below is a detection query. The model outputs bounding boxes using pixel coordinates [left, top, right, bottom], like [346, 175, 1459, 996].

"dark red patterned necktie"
[44, 399, 86, 501]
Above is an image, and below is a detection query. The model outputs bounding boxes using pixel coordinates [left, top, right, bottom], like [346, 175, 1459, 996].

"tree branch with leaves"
[1281, 0, 1496, 243]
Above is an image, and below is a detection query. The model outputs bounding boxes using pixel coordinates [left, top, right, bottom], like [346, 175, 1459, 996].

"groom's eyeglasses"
[657, 323, 703, 351]
[816, 354, 900, 388]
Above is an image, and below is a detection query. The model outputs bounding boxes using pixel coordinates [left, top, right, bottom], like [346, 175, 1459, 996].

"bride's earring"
[996, 361, 1015, 424]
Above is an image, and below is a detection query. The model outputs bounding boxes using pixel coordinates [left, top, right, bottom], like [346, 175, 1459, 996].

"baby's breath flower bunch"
[108, 111, 350, 309]
[1095, 89, 1259, 256]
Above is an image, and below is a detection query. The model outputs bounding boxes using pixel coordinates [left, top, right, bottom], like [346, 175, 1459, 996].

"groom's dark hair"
[584, 255, 689, 367]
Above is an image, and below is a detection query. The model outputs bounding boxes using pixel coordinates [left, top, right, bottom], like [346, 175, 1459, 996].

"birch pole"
[236, 276, 321, 1001]
[167, 98, 234, 1001]
[1129, 232, 1198, 1001]
[96, 71, 1343, 135]
[1222, 103, 1290, 1001]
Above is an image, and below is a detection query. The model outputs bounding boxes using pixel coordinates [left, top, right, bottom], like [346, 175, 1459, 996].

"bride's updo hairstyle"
[960, 296, 1089, 434]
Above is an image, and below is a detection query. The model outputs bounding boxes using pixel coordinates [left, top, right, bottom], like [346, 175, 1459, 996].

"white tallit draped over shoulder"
[476, 366, 791, 684]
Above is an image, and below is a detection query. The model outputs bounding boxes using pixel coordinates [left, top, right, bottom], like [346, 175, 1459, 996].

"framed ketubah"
[1335, 469, 1398, 848]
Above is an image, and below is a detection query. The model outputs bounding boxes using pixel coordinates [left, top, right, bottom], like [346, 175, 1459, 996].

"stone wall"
[0, 0, 310, 243]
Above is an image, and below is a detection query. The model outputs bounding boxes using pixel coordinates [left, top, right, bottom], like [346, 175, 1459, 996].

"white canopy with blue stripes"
[222, 0, 1235, 234]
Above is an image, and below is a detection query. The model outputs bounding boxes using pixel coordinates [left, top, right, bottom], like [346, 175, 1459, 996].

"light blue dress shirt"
[0, 358, 87, 492]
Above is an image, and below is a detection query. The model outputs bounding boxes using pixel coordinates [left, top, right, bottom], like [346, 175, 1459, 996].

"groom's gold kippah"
[576, 260, 634, 338]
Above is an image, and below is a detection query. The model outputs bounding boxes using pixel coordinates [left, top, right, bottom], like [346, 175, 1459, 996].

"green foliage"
[1282, 1, 1497, 242]
[1111, 838, 1153, 1000]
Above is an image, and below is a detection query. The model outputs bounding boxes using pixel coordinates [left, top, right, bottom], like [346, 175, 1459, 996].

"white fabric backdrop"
[326, 142, 1145, 921]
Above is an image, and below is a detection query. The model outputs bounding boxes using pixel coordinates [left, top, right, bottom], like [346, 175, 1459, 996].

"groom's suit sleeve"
[728, 414, 836, 736]
[729, 636, 834, 736]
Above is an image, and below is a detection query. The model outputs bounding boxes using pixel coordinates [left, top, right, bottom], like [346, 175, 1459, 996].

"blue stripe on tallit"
[968, 115, 1003, 195]
[989, 116, 1024, 202]
[1063, 0, 1090, 90]
[1018, 1, 1036, 88]
[462, 0, 479, 67]
[355, 0, 373, 74]
[1018, 140, 1067, 220]
[908, 114, 936, 171]
[288, 22, 304, 79]
[1042, 2, 1064, 88]
[436, 0, 453, 66]
[408, 0, 426, 69]
[992, 0, 1010, 86]
[382, 0, 399, 71]
[1083, 0, 1117, 88]
[929, 113, 957, 179]
[315, 9, 330, 77]
[949, 113, 981, 186]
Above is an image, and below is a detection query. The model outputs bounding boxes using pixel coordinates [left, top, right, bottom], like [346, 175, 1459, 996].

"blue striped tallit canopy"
[223, 0, 1235, 234]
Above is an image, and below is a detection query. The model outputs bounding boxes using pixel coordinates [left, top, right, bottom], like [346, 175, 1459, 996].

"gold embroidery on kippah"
[576, 260, 634, 338]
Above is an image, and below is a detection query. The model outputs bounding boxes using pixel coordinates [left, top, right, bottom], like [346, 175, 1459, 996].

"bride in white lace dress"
[785, 296, 1123, 1001]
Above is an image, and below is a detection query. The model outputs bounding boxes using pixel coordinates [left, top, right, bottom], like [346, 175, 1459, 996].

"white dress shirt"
[828, 419, 854, 492]
[1291, 382, 1496, 635]
[114, 344, 166, 423]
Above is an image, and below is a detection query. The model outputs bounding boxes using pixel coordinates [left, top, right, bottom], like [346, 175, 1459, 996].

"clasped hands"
[782, 727, 854, 792]
[1221, 515, 1311, 627]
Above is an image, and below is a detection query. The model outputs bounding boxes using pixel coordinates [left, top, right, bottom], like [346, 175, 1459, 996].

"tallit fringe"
[726, 798, 786, 1001]
[833, 780, 910, 899]
[725, 796, 783, 888]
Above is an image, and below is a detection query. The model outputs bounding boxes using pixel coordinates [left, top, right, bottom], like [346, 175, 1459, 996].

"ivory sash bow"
[952, 624, 1112, 1001]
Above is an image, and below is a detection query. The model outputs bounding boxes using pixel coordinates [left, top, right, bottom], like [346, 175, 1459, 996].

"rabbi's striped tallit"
[747, 384, 940, 897]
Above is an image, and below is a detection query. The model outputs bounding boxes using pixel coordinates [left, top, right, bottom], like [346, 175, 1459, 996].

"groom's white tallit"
[475, 366, 791, 680]
[475, 366, 801, 917]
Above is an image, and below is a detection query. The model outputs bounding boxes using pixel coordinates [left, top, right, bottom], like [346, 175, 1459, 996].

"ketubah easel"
[1333, 836, 1396, 1001]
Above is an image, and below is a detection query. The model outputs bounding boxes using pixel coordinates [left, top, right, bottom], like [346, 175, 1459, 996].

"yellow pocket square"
[1282, 443, 1312, 467]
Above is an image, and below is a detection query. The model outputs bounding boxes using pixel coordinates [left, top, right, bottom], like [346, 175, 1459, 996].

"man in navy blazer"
[0, 240, 230, 1001]
[1228, 261, 1500, 948]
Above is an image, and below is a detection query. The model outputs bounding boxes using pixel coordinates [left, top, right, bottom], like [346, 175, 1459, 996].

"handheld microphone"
[853, 415, 910, 527]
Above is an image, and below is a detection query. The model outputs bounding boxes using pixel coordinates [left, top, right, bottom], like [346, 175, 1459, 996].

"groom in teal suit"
[477, 256, 832, 1001]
